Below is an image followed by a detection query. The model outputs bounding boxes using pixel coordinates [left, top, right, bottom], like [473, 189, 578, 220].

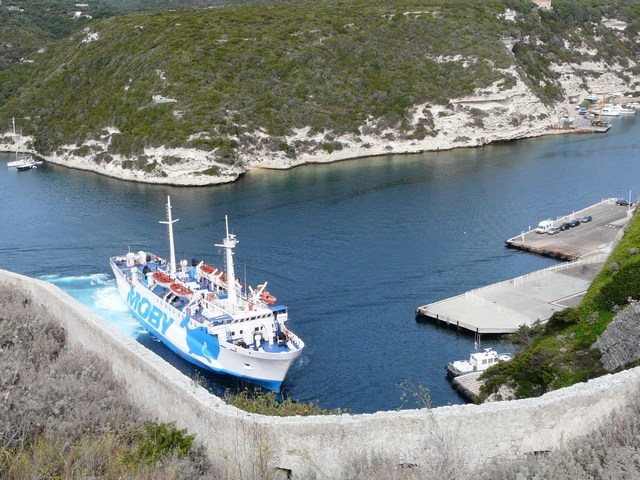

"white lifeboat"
[152, 271, 174, 288]
[169, 282, 194, 300]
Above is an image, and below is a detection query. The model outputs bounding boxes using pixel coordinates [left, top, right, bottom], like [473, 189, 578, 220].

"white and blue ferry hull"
[112, 264, 301, 391]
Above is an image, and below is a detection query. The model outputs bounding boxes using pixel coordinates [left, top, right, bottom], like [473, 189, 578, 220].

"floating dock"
[416, 199, 633, 335]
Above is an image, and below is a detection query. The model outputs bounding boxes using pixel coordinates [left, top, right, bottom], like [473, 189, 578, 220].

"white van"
[535, 219, 553, 234]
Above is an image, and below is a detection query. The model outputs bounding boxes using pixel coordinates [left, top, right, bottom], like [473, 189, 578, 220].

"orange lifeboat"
[152, 272, 174, 287]
[201, 265, 222, 276]
[201, 264, 216, 275]
[170, 282, 194, 299]
[259, 289, 277, 305]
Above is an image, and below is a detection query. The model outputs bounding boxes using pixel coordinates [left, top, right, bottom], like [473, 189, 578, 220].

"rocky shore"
[2, 60, 637, 186]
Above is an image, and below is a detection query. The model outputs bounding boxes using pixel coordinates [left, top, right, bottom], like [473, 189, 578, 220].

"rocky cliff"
[595, 300, 640, 371]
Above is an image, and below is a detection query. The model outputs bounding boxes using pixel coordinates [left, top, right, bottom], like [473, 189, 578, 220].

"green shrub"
[127, 421, 195, 466]
[544, 307, 580, 333]
[199, 166, 220, 176]
[94, 152, 113, 164]
[224, 387, 346, 416]
[597, 261, 640, 309]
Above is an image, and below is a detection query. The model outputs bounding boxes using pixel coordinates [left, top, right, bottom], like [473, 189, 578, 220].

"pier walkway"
[416, 255, 606, 334]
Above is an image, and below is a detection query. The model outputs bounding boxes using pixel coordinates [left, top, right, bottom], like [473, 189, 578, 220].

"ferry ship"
[110, 196, 304, 390]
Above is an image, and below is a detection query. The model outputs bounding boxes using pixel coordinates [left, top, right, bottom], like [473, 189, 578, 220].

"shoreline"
[2, 88, 635, 186]
[1, 39, 637, 186]
[0, 123, 596, 185]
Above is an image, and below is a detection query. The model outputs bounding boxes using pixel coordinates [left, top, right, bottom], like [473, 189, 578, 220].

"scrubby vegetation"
[322, 384, 640, 479]
[507, 0, 640, 104]
[476, 390, 640, 479]
[480, 209, 640, 401]
[0, 286, 219, 479]
[224, 387, 347, 416]
[0, 0, 637, 169]
[0, 0, 513, 156]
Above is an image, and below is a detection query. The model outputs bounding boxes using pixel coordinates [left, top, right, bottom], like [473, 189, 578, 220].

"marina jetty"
[416, 255, 606, 334]
[416, 199, 632, 335]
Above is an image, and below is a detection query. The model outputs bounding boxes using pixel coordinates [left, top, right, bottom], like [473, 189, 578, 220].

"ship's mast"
[159, 196, 179, 276]
[216, 215, 238, 304]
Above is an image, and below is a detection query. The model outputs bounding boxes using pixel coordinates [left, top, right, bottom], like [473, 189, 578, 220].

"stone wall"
[3, 268, 639, 478]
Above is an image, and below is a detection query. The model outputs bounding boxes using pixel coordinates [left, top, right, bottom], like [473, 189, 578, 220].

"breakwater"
[3, 268, 640, 478]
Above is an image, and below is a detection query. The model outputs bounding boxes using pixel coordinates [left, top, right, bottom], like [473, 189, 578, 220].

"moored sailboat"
[7, 118, 41, 169]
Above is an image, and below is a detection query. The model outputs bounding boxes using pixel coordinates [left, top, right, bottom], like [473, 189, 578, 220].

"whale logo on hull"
[185, 323, 220, 362]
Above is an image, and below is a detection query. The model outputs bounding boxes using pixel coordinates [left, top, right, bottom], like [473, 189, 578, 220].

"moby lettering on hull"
[111, 196, 305, 390]
[127, 287, 175, 335]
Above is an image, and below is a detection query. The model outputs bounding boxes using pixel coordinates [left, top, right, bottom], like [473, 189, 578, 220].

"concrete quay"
[451, 372, 483, 403]
[416, 255, 606, 334]
[505, 198, 631, 260]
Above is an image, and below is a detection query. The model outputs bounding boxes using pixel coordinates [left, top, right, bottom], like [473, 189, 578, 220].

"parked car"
[559, 222, 571, 231]
[616, 198, 630, 206]
[569, 219, 580, 227]
[547, 227, 561, 235]
[580, 215, 593, 223]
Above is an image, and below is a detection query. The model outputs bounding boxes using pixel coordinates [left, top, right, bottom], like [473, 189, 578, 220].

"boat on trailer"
[110, 196, 305, 391]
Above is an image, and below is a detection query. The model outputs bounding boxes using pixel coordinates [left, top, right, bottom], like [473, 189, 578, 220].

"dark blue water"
[1, 116, 638, 412]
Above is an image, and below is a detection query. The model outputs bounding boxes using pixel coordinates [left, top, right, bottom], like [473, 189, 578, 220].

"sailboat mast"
[159, 196, 179, 276]
[12, 118, 17, 160]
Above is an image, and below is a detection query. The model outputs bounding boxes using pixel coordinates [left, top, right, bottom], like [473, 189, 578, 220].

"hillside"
[0, 0, 288, 104]
[0, 0, 639, 185]
[0, 1, 118, 66]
